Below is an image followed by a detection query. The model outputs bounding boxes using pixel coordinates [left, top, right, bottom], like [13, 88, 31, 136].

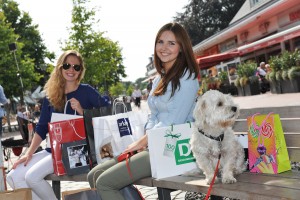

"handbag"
[0, 188, 32, 200]
[48, 100, 87, 176]
[147, 122, 197, 179]
[247, 112, 291, 174]
[93, 101, 148, 163]
[83, 107, 112, 168]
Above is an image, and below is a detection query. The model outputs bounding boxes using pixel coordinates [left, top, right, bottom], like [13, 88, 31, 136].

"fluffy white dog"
[190, 90, 245, 184]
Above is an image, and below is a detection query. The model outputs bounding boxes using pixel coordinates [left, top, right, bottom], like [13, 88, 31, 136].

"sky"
[15, 0, 189, 82]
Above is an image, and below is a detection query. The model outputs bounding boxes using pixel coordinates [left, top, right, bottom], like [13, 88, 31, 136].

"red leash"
[122, 153, 145, 200]
[205, 155, 221, 200]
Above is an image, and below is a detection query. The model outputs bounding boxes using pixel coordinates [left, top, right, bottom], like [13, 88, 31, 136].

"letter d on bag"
[174, 139, 196, 165]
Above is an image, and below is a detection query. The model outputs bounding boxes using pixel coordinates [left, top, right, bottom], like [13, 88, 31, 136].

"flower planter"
[243, 82, 260, 96]
[280, 80, 296, 93]
[291, 76, 300, 92]
[237, 86, 244, 96]
[270, 81, 281, 94]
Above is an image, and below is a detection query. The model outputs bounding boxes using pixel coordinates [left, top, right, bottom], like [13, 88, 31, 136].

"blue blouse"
[146, 71, 199, 130]
[35, 84, 109, 141]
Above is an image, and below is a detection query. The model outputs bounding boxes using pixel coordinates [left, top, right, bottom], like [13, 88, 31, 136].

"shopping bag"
[0, 188, 32, 200]
[48, 100, 87, 176]
[61, 140, 90, 176]
[147, 123, 197, 179]
[247, 112, 291, 174]
[83, 107, 112, 168]
[93, 102, 148, 163]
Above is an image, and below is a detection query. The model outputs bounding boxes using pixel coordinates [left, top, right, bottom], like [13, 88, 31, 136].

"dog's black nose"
[231, 106, 237, 112]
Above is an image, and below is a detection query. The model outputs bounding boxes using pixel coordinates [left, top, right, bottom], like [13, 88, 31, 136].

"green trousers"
[87, 150, 151, 200]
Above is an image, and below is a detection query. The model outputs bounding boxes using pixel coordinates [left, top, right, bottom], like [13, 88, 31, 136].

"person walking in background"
[87, 22, 199, 200]
[132, 86, 142, 108]
[0, 84, 8, 138]
[146, 78, 153, 98]
[7, 50, 109, 200]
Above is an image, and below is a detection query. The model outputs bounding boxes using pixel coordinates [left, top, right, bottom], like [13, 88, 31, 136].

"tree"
[62, 0, 126, 92]
[0, 9, 40, 100]
[174, 0, 245, 46]
[2, 0, 55, 86]
[109, 82, 125, 97]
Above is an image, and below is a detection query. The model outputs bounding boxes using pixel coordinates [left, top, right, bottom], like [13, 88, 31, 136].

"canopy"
[197, 51, 240, 69]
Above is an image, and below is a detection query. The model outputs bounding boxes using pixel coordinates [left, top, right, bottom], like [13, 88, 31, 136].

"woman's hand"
[70, 98, 83, 115]
[123, 134, 148, 154]
[12, 153, 33, 169]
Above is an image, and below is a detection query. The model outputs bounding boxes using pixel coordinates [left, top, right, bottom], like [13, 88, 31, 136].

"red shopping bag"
[48, 118, 87, 176]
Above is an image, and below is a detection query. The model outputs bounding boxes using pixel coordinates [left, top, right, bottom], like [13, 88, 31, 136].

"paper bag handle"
[112, 98, 128, 114]
[65, 99, 77, 115]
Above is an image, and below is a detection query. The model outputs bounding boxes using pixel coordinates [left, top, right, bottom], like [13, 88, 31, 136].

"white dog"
[190, 90, 245, 184]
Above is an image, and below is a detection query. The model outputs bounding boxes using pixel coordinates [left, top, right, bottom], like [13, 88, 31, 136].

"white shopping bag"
[148, 123, 197, 179]
[92, 110, 148, 163]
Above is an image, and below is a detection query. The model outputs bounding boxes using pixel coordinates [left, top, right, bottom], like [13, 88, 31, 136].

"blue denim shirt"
[0, 85, 8, 118]
[146, 72, 199, 130]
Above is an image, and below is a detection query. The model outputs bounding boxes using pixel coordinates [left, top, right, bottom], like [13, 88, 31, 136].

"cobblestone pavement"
[2, 91, 300, 199]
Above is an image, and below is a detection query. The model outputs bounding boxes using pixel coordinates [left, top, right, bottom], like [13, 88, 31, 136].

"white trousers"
[6, 150, 57, 200]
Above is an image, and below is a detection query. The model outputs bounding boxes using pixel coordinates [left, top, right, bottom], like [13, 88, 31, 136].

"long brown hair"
[44, 50, 86, 111]
[153, 22, 199, 97]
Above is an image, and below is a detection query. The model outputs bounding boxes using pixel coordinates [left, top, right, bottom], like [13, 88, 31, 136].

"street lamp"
[8, 43, 27, 110]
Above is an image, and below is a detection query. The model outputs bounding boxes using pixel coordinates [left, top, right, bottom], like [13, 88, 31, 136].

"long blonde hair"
[44, 50, 86, 111]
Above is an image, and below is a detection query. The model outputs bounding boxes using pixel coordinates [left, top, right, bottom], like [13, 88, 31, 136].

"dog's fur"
[190, 90, 245, 184]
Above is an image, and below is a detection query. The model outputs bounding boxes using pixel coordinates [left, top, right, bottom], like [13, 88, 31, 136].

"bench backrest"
[233, 106, 300, 162]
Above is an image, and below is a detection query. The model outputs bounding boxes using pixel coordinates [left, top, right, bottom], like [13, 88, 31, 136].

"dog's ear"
[193, 98, 206, 127]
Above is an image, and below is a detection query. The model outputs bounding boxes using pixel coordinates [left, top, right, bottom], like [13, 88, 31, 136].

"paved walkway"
[2, 91, 300, 199]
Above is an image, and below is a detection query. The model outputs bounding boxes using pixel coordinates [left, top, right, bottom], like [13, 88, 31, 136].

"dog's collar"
[198, 129, 224, 142]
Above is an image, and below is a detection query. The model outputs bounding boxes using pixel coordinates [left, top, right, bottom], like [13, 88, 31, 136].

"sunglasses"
[62, 63, 81, 72]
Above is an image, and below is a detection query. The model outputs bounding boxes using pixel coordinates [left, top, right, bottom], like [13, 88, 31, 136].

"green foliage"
[266, 71, 276, 82]
[269, 55, 282, 72]
[234, 77, 241, 87]
[174, 0, 244, 45]
[275, 71, 282, 81]
[62, 0, 126, 92]
[281, 70, 289, 81]
[281, 50, 300, 70]
[235, 61, 257, 87]
[109, 82, 125, 97]
[2, 0, 55, 87]
[218, 71, 228, 83]
[269, 50, 300, 80]
[126, 85, 134, 96]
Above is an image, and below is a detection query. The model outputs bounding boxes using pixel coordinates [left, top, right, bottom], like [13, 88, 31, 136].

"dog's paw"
[222, 176, 237, 184]
[206, 177, 219, 184]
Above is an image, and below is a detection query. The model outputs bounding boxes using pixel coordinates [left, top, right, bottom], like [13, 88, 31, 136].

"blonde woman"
[7, 50, 108, 200]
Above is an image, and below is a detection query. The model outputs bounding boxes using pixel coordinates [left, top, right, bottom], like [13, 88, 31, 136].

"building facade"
[193, 0, 300, 81]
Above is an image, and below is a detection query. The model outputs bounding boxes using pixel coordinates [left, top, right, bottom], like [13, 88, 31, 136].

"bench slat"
[153, 171, 300, 200]
[239, 106, 300, 118]
[233, 119, 300, 133]
[288, 147, 300, 162]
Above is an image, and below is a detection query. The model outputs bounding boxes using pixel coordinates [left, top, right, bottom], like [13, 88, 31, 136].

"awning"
[197, 51, 240, 69]
[238, 24, 300, 55]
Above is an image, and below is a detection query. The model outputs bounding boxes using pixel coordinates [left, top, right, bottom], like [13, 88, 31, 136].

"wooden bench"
[154, 105, 300, 200]
[45, 105, 300, 200]
[45, 174, 153, 199]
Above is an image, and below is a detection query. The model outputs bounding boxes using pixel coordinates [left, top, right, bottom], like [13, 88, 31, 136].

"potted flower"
[236, 61, 260, 96]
